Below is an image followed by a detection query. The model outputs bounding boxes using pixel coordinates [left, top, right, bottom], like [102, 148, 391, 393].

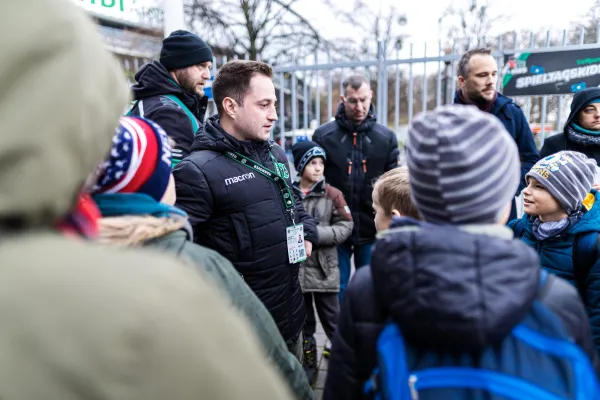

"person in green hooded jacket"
[0, 0, 294, 398]
[90, 115, 314, 400]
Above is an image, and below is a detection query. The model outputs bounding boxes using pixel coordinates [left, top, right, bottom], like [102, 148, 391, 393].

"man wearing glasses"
[313, 75, 399, 305]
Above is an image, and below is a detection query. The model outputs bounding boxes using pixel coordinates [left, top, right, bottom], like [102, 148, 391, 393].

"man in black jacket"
[313, 75, 398, 301]
[129, 30, 212, 165]
[173, 60, 318, 358]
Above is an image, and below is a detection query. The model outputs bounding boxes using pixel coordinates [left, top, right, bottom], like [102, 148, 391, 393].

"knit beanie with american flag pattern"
[92, 116, 172, 202]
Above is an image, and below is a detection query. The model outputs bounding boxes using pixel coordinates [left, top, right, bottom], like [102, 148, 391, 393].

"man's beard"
[468, 87, 495, 106]
[176, 70, 204, 97]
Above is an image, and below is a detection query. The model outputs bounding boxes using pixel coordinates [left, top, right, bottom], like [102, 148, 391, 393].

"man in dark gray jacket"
[129, 30, 212, 164]
[313, 75, 399, 302]
[174, 60, 318, 358]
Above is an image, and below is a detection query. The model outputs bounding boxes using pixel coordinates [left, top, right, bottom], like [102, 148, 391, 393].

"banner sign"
[502, 48, 600, 96]
[81, 0, 127, 12]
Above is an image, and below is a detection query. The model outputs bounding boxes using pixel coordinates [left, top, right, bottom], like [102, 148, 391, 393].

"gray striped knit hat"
[525, 151, 596, 214]
[406, 104, 520, 224]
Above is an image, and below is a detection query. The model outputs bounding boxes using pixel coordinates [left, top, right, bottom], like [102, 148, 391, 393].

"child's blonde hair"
[375, 166, 420, 220]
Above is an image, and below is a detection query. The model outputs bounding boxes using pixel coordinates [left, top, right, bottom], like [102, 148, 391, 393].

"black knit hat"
[292, 141, 327, 175]
[159, 30, 213, 70]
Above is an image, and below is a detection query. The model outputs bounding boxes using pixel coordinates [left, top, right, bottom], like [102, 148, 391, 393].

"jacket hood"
[97, 215, 187, 247]
[562, 190, 600, 235]
[0, 0, 129, 227]
[93, 193, 194, 244]
[371, 217, 540, 352]
[131, 61, 205, 108]
[132, 61, 184, 99]
[334, 102, 377, 133]
[191, 115, 274, 155]
[564, 87, 600, 132]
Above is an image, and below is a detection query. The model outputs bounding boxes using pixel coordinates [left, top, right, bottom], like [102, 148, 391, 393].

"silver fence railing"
[264, 26, 600, 151]
[122, 25, 600, 153]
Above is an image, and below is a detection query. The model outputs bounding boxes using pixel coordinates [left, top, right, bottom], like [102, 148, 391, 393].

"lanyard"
[224, 151, 296, 211]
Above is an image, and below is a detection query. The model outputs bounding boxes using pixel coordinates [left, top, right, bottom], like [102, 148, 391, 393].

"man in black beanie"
[129, 30, 213, 165]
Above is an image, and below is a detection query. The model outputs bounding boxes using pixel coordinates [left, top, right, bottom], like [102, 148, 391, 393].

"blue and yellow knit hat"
[526, 151, 596, 214]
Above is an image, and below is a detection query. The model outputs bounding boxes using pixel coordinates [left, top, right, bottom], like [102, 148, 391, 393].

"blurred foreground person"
[0, 0, 293, 399]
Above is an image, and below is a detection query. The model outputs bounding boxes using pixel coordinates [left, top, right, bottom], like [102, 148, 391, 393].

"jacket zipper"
[351, 132, 362, 243]
[347, 133, 356, 242]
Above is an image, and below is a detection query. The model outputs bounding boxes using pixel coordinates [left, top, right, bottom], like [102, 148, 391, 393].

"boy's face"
[372, 184, 393, 232]
[302, 157, 324, 184]
[522, 177, 566, 220]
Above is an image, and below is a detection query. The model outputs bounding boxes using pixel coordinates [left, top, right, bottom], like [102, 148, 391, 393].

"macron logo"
[225, 172, 256, 186]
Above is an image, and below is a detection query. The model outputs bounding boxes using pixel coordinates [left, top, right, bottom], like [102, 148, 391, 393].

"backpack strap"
[125, 100, 145, 117]
[573, 231, 600, 302]
[124, 95, 199, 135]
[511, 218, 527, 239]
[537, 269, 553, 302]
[162, 94, 200, 134]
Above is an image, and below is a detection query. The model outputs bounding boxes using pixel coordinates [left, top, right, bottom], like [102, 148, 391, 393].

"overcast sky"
[298, 0, 595, 43]
[80, 0, 597, 58]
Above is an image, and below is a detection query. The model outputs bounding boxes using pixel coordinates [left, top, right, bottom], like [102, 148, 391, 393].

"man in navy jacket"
[454, 48, 539, 220]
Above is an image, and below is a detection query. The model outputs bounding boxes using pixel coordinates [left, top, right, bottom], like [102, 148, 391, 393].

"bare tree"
[137, 0, 333, 63]
[570, 0, 600, 45]
[324, 0, 407, 60]
[135, 4, 164, 27]
[439, 0, 506, 52]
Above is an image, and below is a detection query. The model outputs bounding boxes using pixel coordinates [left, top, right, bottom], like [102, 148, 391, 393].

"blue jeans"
[337, 241, 373, 303]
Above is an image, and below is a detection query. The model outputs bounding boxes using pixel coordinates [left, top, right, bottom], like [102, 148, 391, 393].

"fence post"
[291, 68, 298, 144]
[394, 48, 401, 133]
[539, 31, 551, 147]
[315, 53, 320, 126]
[377, 39, 386, 125]
[163, 0, 184, 38]
[408, 43, 414, 124]
[279, 72, 285, 149]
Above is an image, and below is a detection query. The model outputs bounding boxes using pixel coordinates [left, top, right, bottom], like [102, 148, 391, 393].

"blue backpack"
[364, 270, 600, 400]
[512, 218, 600, 303]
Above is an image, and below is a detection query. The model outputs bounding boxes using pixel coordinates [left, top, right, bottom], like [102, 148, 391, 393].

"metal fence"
[203, 26, 600, 151]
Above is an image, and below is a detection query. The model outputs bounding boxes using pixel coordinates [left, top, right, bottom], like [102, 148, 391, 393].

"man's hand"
[304, 241, 313, 258]
[594, 183, 600, 191]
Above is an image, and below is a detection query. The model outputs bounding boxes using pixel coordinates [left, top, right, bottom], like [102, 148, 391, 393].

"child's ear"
[391, 209, 402, 217]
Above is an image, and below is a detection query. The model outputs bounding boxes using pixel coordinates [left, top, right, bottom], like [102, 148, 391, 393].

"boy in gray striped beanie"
[524, 151, 596, 217]
[406, 104, 521, 224]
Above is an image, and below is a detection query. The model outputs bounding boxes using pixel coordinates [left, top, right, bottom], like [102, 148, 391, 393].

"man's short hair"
[342, 75, 370, 96]
[212, 60, 273, 115]
[375, 166, 420, 220]
[457, 48, 493, 78]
